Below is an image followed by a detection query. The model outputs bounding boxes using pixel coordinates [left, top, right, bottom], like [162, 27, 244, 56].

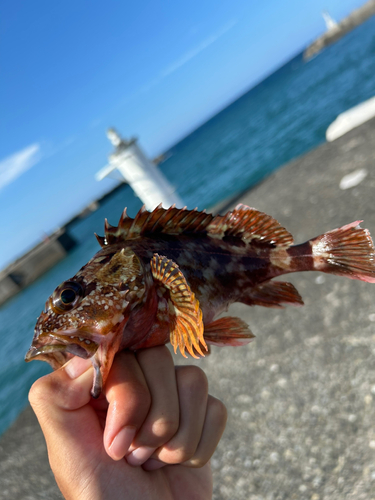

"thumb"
[29, 356, 94, 414]
[29, 357, 106, 485]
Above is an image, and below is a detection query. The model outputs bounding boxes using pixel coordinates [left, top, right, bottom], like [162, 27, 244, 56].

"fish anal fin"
[204, 317, 255, 347]
[241, 281, 304, 308]
[150, 254, 207, 358]
[207, 204, 294, 247]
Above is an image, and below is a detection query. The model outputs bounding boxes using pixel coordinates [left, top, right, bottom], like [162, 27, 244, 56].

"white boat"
[326, 95, 375, 141]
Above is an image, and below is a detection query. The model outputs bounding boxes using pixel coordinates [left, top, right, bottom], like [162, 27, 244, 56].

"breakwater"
[0, 230, 76, 306]
[0, 183, 130, 307]
[304, 0, 375, 59]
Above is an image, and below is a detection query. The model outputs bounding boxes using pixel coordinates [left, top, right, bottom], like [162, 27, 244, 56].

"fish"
[25, 204, 375, 397]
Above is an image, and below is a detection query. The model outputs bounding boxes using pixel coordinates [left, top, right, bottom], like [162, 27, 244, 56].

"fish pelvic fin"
[240, 281, 304, 308]
[296, 221, 375, 283]
[150, 254, 207, 358]
[204, 317, 255, 347]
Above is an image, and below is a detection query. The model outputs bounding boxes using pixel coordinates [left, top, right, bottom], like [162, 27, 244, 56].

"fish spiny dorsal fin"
[103, 219, 119, 246]
[94, 233, 106, 248]
[159, 206, 212, 235]
[117, 207, 134, 238]
[127, 205, 151, 238]
[150, 204, 181, 233]
[119, 207, 130, 228]
[100, 205, 215, 243]
[150, 254, 207, 359]
[98, 203, 292, 246]
[207, 204, 294, 247]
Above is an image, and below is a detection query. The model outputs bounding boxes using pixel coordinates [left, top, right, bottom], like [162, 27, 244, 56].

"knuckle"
[209, 396, 228, 425]
[184, 456, 206, 468]
[177, 366, 208, 395]
[28, 376, 55, 408]
[28, 379, 43, 408]
[137, 415, 179, 448]
[171, 443, 197, 463]
[151, 416, 179, 440]
[137, 345, 172, 364]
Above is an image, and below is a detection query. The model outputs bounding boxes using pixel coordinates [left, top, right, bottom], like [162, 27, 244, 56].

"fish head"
[25, 246, 147, 397]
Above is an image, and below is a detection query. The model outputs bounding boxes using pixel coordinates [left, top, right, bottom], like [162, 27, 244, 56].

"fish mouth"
[25, 344, 73, 370]
[25, 330, 99, 370]
[25, 328, 118, 399]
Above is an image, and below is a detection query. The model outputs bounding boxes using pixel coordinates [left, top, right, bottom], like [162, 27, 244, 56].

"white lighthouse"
[95, 128, 183, 210]
[322, 11, 338, 32]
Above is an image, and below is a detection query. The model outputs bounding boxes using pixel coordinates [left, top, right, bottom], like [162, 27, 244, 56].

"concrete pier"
[304, 0, 375, 60]
[1, 117, 375, 499]
[0, 230, 76, 306]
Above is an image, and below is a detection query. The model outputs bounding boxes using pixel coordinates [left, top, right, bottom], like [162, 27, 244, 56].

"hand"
[29, 346, 227, 500]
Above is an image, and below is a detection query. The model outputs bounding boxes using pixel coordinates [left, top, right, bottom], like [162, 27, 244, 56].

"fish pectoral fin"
[150, 254, 207, 359]
[204, 317, 255, 346]
[241, 280, 304, 308]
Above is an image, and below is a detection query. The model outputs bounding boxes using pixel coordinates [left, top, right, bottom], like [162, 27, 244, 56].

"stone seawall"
[0, 230, 76, 306]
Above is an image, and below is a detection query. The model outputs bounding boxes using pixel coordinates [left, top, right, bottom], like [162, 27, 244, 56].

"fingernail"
[64, 357, 92, 379]
[126, 446, 155, 467]
[142, 458, 165, 471]
[109, 427, 137, 461]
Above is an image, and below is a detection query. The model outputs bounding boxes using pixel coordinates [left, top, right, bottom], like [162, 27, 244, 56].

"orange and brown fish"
[25, 204, 375, 397]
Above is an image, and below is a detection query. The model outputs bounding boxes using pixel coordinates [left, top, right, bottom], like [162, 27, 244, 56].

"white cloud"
[161, 20, 238, 78]
[129, 20, 238, 98]
[89, 118, 102, 129]
[0, 143, 41, 190]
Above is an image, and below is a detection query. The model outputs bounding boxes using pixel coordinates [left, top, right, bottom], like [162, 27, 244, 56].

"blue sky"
[0, 0, 368, 268]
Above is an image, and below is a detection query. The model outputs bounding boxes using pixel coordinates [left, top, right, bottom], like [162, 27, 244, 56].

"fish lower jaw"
[24, 343, 72, 370]
[26, 330, 100, 368]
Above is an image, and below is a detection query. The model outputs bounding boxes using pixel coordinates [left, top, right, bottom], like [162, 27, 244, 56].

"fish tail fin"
[308, 221, 375, 283]
[203, 317, 255, 347]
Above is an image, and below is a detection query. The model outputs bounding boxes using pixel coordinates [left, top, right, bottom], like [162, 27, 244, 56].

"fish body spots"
[311, 239, 330, 270]
[270, 248, 292, 270]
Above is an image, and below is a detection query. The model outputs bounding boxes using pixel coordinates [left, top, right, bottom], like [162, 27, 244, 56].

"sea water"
[1, 16, 375, 436]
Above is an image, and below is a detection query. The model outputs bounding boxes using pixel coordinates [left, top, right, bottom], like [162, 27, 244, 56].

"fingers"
[152, 365, 208, 464]
[142, 368, 227, 470]
[102, 346, 227, 470]
[182, 395, 227, 467]
[103, 350, 151, 460]
[125, 347, 179, 465]
[30, 346, 227, 475]
[103, 346, 180, 461]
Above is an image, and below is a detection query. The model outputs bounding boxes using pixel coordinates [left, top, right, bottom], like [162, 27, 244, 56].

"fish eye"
[60, 288, 77, 304]
[52, 281, 84, 314]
